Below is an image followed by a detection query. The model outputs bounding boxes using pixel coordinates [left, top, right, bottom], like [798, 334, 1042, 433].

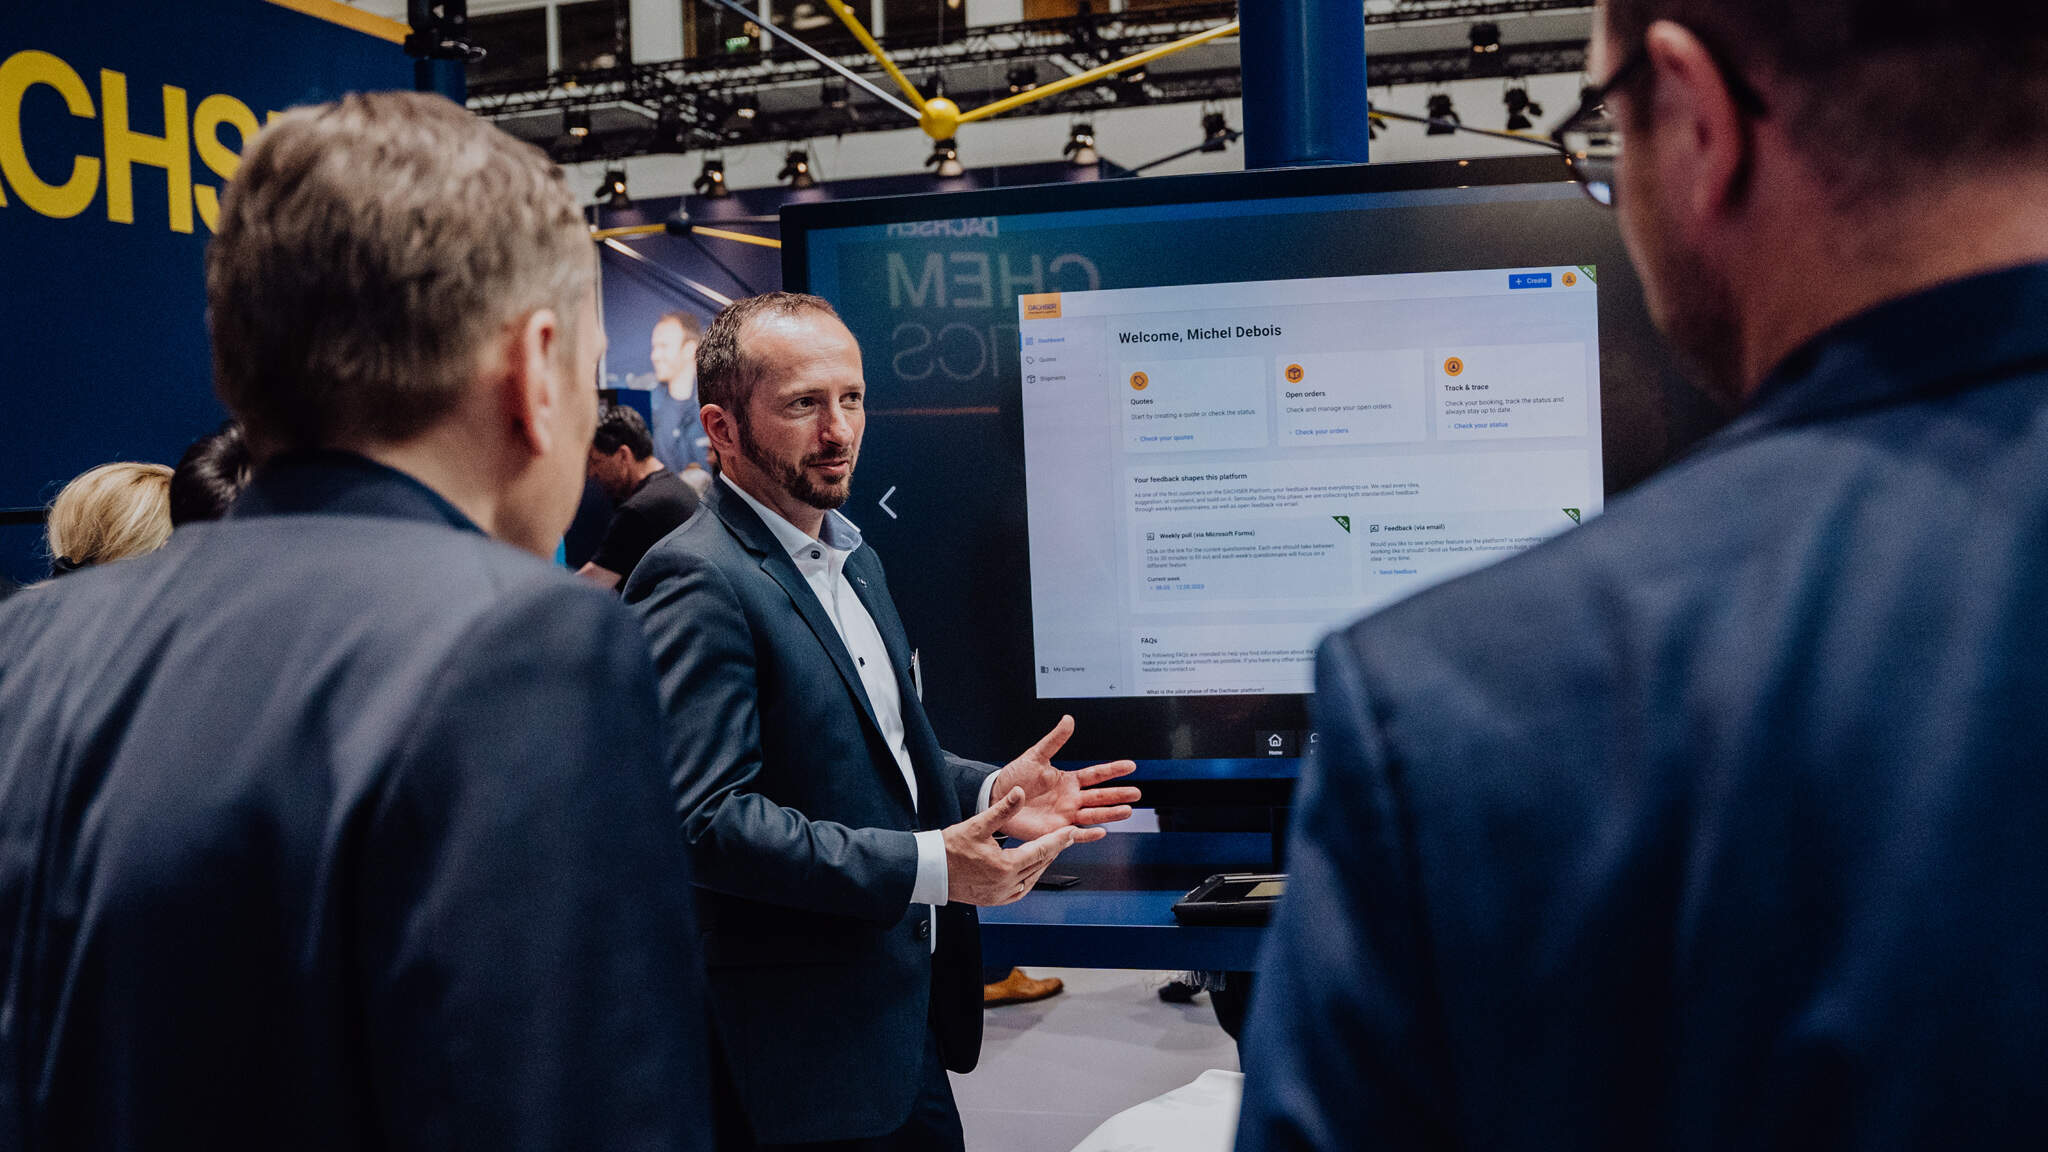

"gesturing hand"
[987, 715, 1141, 843]
[944, 787, 1096, 906]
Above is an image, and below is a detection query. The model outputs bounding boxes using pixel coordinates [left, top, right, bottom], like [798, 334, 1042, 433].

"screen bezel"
[783, 154, 1581, 288]
[779, 157, 1662, 791]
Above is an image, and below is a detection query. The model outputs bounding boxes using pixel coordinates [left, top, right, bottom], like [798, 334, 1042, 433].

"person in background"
[168, 420, 253, 526]
[0, 91, 711, 1151]
[578, 403, 700, 591]
[1237, 1, 2048, 1149]
[648, 309, 715, 494]
[42, 461, 173, 578]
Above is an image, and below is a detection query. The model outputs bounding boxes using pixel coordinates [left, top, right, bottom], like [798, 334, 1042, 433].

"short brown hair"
[1602, 0, 2048, 197]
[696, 293, 841, 420]
[46, 462, 174, 568]
[207, 91, 594, 453]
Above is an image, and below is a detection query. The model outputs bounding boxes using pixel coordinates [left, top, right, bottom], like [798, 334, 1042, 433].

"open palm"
[988, 715, 1141, 842]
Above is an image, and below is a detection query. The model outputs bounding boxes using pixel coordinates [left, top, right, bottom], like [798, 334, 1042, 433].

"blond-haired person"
[42, 461, 174, 578]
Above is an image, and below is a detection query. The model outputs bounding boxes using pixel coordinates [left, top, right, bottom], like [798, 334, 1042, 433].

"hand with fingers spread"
[986, 715, 1142, 843]
[945, 786, 1100, 906]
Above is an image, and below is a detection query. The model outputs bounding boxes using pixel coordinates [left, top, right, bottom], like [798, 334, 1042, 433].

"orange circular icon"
[1443, 357, 1464, 377]
[1129, 371, 1149, 390]
[1284, 363, 1305, 384]
[1562, 271, 1578, 287]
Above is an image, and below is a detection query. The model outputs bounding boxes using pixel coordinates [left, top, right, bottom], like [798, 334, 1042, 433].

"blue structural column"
[1240, 0, 1370, 169]
[415, 58, 467, 102]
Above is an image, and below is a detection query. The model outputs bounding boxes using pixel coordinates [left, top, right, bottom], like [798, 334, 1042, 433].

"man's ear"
[1644, 20, 1752, 222]
[503, 307, 563, 457]
[700, 402, 739, 456]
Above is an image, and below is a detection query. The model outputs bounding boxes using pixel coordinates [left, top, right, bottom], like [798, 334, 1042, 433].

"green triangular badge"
[1563, 508, 1582, 525]
[1333, 516, 1351, 533]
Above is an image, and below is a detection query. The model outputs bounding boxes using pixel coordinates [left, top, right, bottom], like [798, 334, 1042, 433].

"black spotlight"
[733, 92, 759, 120]
[820, 79, 849, 108]
[778, 148, 816, 189]
[1426, 93, 1460, 136]
[596, 166, 629, 207]
[1006, 64, 1038, 95]
[1504, 85, 1543, 132]
[1469, 22, 1504, 76]
[694, 158, 729, 198]
[1200, 111, 1232, 153]
[1063, 122, 1098, 166]
[565, 108, 591, 138]
[925, 137, 964, 178]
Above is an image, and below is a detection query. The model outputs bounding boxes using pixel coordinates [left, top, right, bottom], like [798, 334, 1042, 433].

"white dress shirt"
[722, 475, 997, 933]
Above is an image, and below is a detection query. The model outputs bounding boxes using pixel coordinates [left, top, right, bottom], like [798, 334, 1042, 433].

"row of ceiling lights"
[594, 78, 1547, 208]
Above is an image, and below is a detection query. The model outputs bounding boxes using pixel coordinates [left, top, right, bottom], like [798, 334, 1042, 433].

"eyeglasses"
[1548, 44, 1766, 208]
[1549, 50, 1647, 207]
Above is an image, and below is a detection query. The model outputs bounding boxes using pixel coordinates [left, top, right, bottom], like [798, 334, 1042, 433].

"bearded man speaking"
[625, 292, 1141, 1151]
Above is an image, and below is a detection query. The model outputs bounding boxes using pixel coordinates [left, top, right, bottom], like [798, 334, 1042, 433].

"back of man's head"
[593, 404, 655, 461]
[207, 91, 593, 456]
[1602, 0, 2048, 200]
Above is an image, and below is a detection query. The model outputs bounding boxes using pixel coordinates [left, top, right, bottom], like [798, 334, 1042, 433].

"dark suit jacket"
[1237, 264, 2048, 1150]
[0, 453, 710, 1151]
[625, 480, 991, 1145]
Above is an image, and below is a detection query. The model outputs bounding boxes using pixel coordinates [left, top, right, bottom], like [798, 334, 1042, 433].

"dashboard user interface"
[1019, 267, 1603, 699]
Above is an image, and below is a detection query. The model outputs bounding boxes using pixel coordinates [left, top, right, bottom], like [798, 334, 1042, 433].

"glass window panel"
[467, 8, 549, 88]
[560, 0, 630, 72]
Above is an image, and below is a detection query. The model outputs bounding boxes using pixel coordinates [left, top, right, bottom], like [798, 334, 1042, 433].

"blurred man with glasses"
[1238, 3, 2048, 1149]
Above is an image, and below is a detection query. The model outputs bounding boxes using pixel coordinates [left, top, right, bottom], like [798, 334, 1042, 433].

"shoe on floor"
[1156, 975, 1201, 1004]
[983, 968, 1063, 1006]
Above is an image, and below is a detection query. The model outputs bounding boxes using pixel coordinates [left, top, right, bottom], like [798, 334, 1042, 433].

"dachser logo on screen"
[885, 217, 999, 239]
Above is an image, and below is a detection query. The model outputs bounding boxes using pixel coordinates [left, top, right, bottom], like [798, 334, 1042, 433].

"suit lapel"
[845, 549, 953, 828]
[711, 485, 910, 811]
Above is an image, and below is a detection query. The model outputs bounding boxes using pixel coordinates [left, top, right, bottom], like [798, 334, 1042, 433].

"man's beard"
[737, 420, 855, 511]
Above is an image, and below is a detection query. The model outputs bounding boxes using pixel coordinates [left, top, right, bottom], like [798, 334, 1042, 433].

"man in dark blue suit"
[1238, 2, 2048, 1149]
[0, 93, 710, 1150]
[626, 293, 1140, 1150]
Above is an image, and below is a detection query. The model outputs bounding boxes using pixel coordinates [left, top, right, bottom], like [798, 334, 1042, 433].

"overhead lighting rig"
[1426, 92, 1460, 135]
[475, 2, 1592, 163]
[925, 137, 964, 178]
[694, 158, 730, 199]
[1063, 122, 1098, 166]
[1503, 84, 1543, 132]
[778, 148, 816, 189]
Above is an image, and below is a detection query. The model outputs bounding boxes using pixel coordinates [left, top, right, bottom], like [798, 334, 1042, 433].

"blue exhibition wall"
[1, 0, 411, 584]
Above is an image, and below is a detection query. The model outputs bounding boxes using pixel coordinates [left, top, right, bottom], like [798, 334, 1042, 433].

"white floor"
[950, 969, 1242, 1152]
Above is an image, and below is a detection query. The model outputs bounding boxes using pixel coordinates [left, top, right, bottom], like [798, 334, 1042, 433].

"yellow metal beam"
[821, 0, 925, 108]
[589, 222, 781, 249]
[692, 225, 781, 250]
[957, 20, 1239, 125]
[262, 0, 409, 44]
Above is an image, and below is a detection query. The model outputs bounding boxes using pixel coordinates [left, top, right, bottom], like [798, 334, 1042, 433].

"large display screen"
[1021, 266, 1603, 701]
[784, 157, 1721, 771]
